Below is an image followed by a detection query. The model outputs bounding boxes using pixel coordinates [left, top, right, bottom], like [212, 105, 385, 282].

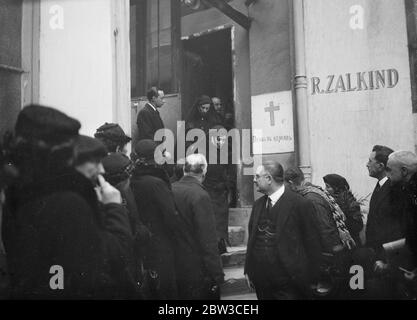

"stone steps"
[219, 207, 255, 300]
[221, 245, 246, 267]
[221, 266, 254, 299]
[228, 226, 245, 247]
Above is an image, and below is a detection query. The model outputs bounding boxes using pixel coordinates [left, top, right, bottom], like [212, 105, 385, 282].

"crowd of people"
[245, 147, 417, 299]
[0, 86, 417, 300]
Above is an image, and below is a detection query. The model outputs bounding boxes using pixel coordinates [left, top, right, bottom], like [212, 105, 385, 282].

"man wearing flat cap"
[2, 104, 135, 299]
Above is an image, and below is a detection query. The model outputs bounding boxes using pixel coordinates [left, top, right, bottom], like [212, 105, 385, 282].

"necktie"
[266, 197, 272, 218]
[375, 182, 381, 193]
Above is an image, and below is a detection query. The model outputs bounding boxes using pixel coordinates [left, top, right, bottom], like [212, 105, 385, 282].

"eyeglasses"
[254, 174, 270, 180]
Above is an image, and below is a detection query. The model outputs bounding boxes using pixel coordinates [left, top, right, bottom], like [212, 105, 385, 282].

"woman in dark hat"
[73, 135, 108, 185]
[102, 152, 152, 298]
[2, 104, 134, 299]
[323, 174, 364, 246]
[129, 139, 179, 299]
[94, 122, 132, 154]
[185, 95, 219, 134]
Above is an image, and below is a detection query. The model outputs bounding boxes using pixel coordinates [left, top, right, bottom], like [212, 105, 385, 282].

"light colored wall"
[39, 0, 116, 136]
[304, 0, 414, 203]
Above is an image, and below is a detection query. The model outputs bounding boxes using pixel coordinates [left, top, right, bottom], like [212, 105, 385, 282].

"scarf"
[298, 183, 356, 250]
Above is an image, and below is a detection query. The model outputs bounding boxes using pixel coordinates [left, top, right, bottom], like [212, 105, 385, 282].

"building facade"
[1, 0, 417, 209]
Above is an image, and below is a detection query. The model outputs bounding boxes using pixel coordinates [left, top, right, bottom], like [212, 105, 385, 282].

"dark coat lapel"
[145, 102, 156, 113]
[370, 181, 390, 214]
[250, 196, 267, 240]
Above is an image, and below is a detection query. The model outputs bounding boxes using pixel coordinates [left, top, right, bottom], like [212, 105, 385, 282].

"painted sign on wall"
[251, 91, 294, 155]
[304, 0, 414, 199]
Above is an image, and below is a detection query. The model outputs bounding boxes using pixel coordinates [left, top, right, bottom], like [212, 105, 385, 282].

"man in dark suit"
[365, 145, 404, 271]
[244, 161, 321, 300]
[136, 87, 165, 141]
[353, 145, 405, 299]
[172, 154, 224, 300]
[386, 151, 417, 288]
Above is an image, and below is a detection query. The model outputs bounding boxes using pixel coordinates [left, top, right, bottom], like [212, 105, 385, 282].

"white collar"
[148, 102, 157, 112]
[268, 184, 285, 207]
[379, 176, 388, 187]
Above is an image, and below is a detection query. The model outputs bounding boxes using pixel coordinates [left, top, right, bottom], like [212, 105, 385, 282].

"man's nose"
[98, 163, 105, 175]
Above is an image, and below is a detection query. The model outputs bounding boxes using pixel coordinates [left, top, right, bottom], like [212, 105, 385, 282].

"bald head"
[183, 153, 208, 182]
[254, 160, 284, 195]
[387, 150, 417, 185]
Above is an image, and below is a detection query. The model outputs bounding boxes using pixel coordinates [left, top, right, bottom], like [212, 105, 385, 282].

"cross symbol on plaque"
[264, 101, 280, 126]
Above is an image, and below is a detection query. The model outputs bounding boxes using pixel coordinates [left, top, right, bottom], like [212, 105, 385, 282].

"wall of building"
[38, 0, 130, 136]
[304, 0, 414, 202]
[248, 0, 295, 200]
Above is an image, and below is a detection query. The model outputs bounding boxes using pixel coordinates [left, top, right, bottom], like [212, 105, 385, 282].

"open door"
[181, 27, 237, 207]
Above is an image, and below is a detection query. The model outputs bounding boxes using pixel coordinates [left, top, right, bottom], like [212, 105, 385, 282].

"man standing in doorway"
[212, 97, 233, 130]
[244, 161, 321, 300]
[136, 87, 166, 142]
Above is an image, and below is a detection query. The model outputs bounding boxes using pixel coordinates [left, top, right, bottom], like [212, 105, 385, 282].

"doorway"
[181, 27, 237, 207]
[181, 28, 234, 122]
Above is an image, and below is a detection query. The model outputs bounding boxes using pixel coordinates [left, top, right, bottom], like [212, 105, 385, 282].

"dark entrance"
[181, 27, 237, 208]
[181, 28, 234, 123]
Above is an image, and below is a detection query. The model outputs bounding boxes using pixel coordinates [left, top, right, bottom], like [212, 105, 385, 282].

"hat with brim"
[134, 139, 158, 162]
[94, 123, 131, 144]
[15, 104, 80, 145]
[74, 135, 108, 165]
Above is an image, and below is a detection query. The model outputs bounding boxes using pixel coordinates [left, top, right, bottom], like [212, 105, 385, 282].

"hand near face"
[96, 175, 121, 204]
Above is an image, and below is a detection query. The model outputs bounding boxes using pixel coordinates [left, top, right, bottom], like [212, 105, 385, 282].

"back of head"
[323, 174, 350, 193]
[388, 150, 417, 173]
[284, 167, 304, 186]
[12, 104, 80, 181]
[262, 160, 284, 184]
[184, 153, 208, 177]
[147, 87, 159, 102]
[74, 135, 108, 166]
[133, 139, 158, 164]
[372, 145, 394, 167]
[102, 152, 133, 186]
[94, 123, 131, 152]
[15, 104, 80, 146]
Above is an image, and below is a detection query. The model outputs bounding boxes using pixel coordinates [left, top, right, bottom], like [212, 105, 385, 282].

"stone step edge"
[221, 246, 246, 256]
